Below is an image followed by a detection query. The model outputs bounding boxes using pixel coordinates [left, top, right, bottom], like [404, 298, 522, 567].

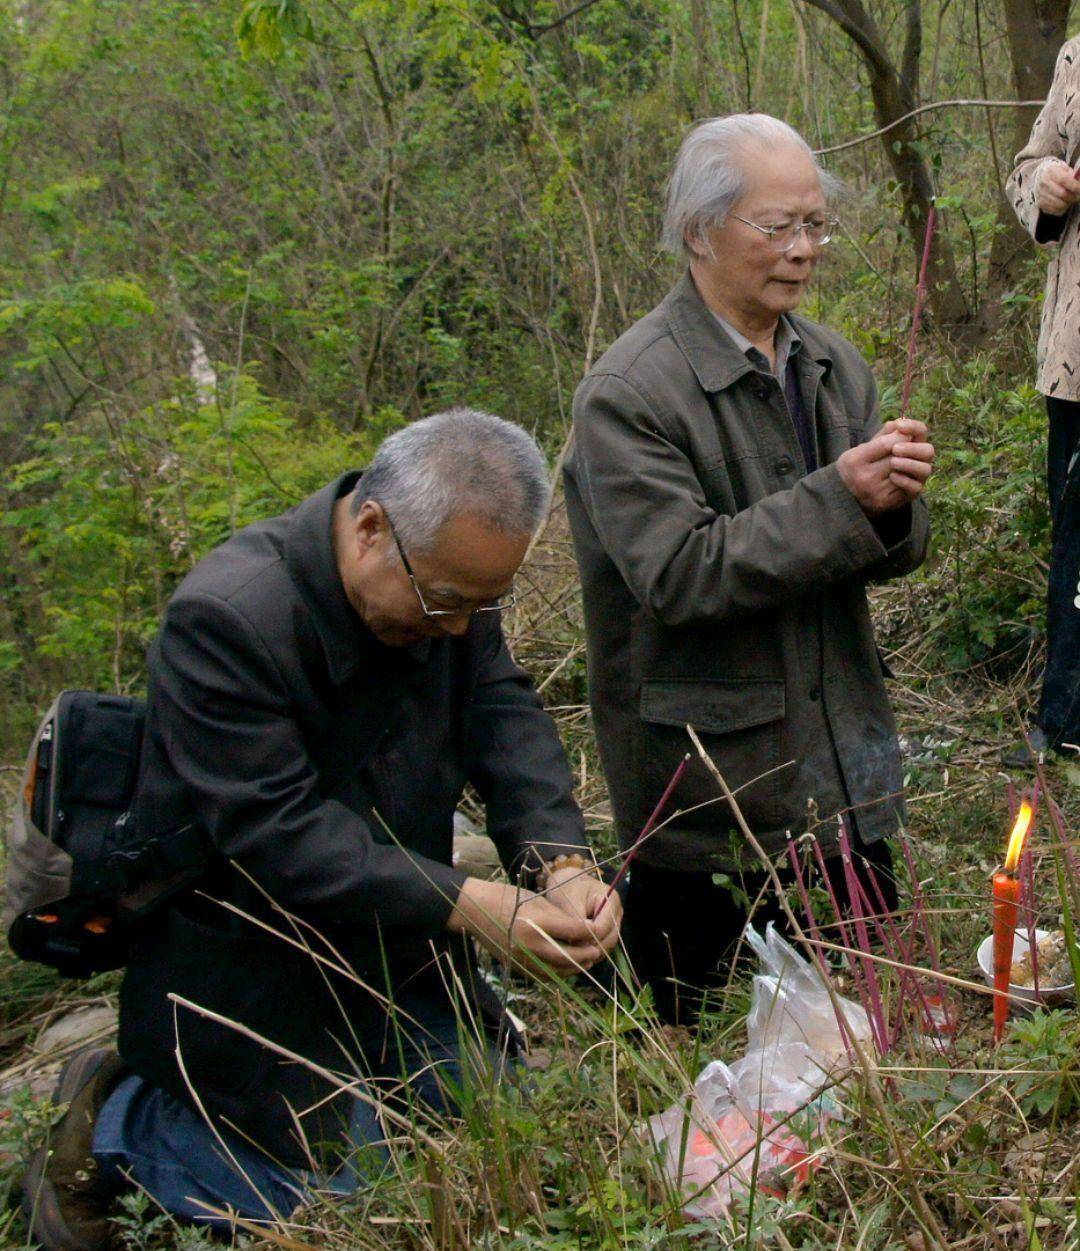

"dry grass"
[0, 481, 1078, 1250]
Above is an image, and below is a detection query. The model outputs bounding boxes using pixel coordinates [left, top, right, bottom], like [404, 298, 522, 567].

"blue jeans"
[93, 990, 511, 1228]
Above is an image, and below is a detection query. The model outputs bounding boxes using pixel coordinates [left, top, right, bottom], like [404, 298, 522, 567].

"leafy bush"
[1, 366, 381, 750]
[888, 356, 1049, 666]
[1004, 1010, 1080, 1121]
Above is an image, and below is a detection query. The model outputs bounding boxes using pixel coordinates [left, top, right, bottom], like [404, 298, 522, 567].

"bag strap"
[71, 822, 208, 897]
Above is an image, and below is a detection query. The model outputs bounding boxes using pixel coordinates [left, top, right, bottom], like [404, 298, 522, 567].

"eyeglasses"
[729, 214, 839, 253]
[384, 513, 517, 618]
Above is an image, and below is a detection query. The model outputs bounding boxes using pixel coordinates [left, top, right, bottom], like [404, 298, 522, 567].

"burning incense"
[992, 800, 1033, 1043]
[599, 754, 689, 908]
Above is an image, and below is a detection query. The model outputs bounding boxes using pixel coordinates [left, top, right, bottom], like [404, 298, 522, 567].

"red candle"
[992, 870, 1020, 1043]
[992, 801, 1033, 1043]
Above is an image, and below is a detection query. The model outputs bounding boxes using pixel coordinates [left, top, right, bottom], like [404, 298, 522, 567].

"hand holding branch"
[837, 418, 936, 516]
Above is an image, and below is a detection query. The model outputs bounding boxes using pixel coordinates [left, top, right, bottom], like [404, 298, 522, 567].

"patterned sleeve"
[1005, 41, 1075, 245]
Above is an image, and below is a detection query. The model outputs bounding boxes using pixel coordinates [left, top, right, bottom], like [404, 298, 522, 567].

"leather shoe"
[21, 1047, 128, 1251]
[1001, 726, 1051, 770]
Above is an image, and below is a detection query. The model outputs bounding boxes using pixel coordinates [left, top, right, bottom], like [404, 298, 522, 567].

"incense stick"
[599, 753, 690, 907]
[899, 200, 937, 423]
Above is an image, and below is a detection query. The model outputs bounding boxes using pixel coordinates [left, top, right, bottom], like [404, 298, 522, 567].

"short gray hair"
[355, 407, 551, 552]
[661, 113, 839, 258]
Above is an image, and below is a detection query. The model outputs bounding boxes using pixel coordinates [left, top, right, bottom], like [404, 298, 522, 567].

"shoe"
[21, 1047, 128, 1251]
[1001, 726, 1051, 770]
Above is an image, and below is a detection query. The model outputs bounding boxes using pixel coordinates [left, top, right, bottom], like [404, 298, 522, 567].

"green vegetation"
[1, 0, 1079, 1247]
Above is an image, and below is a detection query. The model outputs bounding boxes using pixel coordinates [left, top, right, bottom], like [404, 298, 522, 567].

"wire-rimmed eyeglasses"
[729, 214, 839, 253]
[385, 513, 517, 618]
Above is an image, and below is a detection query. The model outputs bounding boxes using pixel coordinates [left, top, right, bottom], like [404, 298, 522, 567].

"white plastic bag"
[743, 924, 872, 1072]
[647, 924, 870, 1218]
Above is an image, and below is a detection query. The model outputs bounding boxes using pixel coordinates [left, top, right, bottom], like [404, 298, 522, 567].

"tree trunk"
[802, 0, 974, 338]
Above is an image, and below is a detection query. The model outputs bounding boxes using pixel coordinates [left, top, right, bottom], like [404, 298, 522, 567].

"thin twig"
[814, 98, 1044, 155]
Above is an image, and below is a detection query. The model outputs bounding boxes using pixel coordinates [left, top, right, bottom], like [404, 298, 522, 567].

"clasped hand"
[1036, 160, 1080, 217]
[447, 868, 622, 977]
[836, 418, 936, 517]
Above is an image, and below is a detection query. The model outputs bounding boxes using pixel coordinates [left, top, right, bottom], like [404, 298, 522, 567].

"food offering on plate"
[1010, 929, 1072, 989]
[977, 927, 1076, 1012]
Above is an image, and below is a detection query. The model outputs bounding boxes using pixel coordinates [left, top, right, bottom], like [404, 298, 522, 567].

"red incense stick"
[899, 200, 937, 423]
[599, 753, 689, 907]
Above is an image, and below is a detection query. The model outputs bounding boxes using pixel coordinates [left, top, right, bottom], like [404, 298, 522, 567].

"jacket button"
[808, 687, 821, 701]
[774, 456, 794, 475]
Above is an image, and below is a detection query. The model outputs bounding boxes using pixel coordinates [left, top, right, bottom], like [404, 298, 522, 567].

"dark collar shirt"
[711, 312, 816, 471]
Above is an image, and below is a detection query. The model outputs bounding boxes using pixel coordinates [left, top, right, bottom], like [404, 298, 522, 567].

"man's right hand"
[837, 418, 935, 517]
[446, 877, 608, 976]
[1037, 160, 1080, 217]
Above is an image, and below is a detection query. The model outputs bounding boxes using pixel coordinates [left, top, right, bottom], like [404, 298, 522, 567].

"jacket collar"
[663, 270, 833, 392]
[283, 472, 430, 686]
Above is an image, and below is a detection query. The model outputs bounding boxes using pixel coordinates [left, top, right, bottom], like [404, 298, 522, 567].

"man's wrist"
[445, 876, 493, 935]
[536, 853, 600, 892]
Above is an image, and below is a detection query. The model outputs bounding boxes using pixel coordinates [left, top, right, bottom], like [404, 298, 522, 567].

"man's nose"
[438, 611, 473, 637]
[788, 226, 816, 262]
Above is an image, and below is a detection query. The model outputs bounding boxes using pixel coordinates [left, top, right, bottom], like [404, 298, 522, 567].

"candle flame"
[1003, 801, 1033, 874]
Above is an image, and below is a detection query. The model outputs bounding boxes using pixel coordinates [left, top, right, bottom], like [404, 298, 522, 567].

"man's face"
[692, 146, 827, 323]
[339, 501, 529, 648]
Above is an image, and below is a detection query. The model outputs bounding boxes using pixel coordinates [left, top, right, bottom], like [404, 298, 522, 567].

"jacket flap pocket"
[640, 679, 785, 735]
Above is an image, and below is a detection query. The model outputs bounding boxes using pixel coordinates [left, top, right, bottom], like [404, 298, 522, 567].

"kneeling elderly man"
[565, 115, 933, 1025]
[25, 409, 621, 1247]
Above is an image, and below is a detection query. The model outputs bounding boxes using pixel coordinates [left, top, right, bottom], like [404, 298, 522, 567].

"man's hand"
[542, 864, 623, 957]
[446, 877, 614, 976]
[837, 418, 935, 517]
[1037, 160, 1080, 217]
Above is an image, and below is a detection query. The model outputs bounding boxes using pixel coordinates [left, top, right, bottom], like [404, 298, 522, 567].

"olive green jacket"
[564, 273, 929, 869]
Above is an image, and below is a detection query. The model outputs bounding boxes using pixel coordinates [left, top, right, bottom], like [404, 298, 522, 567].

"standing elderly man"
[23, 408, 621, 1249]
[564, 114, 933, 1025]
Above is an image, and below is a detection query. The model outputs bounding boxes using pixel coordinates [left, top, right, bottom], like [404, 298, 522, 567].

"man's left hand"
[879, 418, 936, 503]
[543, 866, 623, 959]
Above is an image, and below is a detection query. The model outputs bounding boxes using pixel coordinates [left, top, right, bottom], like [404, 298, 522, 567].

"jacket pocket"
[638, 679, 787, 837]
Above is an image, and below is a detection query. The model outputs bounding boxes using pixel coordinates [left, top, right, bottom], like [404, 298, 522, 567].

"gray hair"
[355, 407, 551, 552]
[661, 113, 840, 258]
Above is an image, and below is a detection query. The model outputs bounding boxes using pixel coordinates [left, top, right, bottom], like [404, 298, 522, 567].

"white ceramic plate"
[976, 927, 1074, 1011]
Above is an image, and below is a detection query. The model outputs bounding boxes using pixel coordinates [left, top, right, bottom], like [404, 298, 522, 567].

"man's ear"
[686, 227, 714, 262]
[353, 499, 386, 553]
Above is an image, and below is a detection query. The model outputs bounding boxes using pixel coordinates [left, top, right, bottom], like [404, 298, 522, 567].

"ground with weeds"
[1, 486, 1078, 1251]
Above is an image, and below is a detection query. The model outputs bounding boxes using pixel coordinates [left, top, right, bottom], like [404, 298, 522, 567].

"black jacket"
[119, 473, 587, 1162]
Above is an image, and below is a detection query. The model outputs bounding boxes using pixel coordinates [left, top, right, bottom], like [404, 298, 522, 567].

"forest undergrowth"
[2, 1, 1080, 1246]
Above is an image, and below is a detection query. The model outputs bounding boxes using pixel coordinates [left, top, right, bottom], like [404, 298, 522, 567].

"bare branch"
[813, 97, 1045, 156]
[800, 0, 894, 85]
[532, 0, 607, 37]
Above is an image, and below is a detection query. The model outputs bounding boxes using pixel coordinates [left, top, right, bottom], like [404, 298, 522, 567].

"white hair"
[356, 407, 551, 553]
[661, 113, 841, 258]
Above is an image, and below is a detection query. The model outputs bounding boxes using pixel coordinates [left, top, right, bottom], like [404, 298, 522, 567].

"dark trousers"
[625, 837, 896, 1026]
[1040, 398, 1080, 751]
[96, 982, 513, 1225]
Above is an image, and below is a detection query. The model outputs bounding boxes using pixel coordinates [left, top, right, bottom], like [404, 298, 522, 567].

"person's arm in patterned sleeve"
[1006, 42, 1080, 245]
